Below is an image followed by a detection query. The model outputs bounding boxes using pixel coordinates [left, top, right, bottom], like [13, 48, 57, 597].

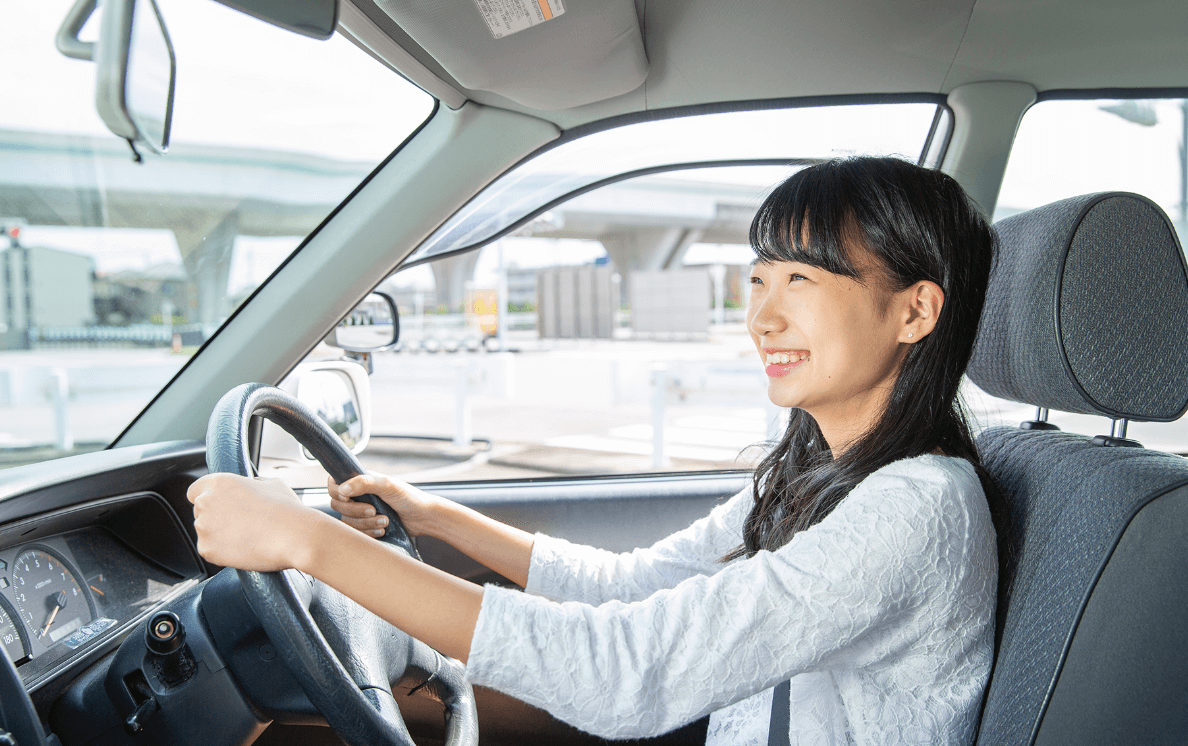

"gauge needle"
[41, 591, 67, 638]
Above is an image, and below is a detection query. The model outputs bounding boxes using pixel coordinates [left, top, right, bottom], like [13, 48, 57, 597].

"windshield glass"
[0, 0, 433, 470]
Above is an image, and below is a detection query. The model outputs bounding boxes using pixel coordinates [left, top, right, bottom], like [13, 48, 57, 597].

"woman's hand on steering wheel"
[188, 473, 321, 572]
[329, 473, 441, 539]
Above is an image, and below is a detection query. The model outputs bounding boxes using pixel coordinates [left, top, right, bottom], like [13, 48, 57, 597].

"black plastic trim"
[1036, 88, 1188, 102]
[919, 105, 947, 167]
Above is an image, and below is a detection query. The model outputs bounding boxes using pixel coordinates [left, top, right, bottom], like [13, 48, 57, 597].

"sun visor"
[372, 0, 647, 110]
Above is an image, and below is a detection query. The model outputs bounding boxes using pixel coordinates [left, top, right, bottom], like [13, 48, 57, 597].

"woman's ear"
[899, 280, 944, 343]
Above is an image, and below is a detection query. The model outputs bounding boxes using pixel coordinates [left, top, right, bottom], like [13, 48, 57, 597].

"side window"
[357, 168, 784, 481]
[996, 98, 1187, 237]
[289, 102, 948, 482]
[969, 97, 1188, 451]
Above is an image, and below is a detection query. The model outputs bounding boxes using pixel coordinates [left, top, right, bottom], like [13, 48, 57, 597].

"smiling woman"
[191, 156, 1004, 746]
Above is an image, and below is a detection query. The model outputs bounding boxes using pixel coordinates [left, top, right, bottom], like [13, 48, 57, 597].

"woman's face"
[747, 256, 910, 449]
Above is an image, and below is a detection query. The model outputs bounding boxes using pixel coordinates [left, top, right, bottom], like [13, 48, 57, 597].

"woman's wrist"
[416, 491, 457, 541]
[289, 508, 336, 574]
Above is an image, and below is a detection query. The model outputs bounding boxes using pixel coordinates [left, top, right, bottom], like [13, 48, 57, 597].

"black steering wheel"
[205, 382, 478, 746]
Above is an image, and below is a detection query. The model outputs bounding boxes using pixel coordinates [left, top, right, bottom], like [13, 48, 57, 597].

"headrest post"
[1111, 418, 1129, 439]
[1020, 406, 1060, 431]
[1091, 418, 1142, 448]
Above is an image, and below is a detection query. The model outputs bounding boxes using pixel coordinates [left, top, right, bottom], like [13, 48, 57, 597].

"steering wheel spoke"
[207, 383, 477, 746]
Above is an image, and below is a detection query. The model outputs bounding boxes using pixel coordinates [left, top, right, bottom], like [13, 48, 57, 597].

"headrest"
[968, 192, 1188, 422]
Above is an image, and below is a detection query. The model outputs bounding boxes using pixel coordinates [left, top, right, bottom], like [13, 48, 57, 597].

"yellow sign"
[467, 289, 498, 337]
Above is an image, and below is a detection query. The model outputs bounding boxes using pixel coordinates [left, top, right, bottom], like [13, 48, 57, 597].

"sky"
[0, 0, 434, 161]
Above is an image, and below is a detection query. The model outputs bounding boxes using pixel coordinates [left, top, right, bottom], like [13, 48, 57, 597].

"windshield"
[0, 0, 433, 470]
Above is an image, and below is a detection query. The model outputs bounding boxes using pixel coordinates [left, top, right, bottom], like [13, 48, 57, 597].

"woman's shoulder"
[859, 454, 981, 501]
[838, 454, 989, 542]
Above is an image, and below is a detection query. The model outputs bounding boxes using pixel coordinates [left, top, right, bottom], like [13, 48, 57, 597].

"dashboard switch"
[124, 695, 160, 735]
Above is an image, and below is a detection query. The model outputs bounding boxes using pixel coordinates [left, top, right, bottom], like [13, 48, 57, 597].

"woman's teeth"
[766, 352, 808, 365]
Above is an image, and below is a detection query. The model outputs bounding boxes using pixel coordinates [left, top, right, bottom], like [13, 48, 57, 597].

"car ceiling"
[347, 0, 1188, 130]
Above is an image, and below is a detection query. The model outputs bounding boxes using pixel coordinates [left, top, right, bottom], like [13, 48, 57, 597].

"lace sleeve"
[524, 487, 753, 605]
[466, 460, 996, 740]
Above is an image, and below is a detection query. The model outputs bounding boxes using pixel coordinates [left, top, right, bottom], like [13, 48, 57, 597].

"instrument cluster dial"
[11, 547, 94, 648]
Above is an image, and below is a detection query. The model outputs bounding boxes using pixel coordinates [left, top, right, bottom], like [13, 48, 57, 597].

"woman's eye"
[749, 276, 763, 285]
[789, 274, 807, 282]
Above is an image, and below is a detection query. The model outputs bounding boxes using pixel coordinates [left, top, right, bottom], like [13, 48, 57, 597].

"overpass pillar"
[177, 211, 239, 333]
[599, 227, 703, 302]
[429, 251, 481, 312]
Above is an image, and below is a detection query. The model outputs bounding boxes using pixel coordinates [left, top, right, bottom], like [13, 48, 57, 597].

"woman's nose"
[748, 294, 787, 335]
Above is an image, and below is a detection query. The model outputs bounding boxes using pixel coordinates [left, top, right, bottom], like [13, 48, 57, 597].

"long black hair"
[727, 156, 1009, 566]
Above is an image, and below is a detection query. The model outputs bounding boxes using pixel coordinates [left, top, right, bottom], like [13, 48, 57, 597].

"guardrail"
[29, 324, 207, 348]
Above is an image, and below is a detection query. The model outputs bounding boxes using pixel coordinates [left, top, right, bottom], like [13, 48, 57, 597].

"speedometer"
[0, 597, 28, 665]
[11, 548, 93, 647]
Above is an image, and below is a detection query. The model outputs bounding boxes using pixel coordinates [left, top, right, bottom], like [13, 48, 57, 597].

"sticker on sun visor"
[474, 0, 565, 39]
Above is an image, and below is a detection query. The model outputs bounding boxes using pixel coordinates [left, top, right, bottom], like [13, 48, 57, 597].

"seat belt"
[768, 679, 791, 746]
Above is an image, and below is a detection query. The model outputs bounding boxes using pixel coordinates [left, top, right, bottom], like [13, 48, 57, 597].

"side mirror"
[259, 360, 372, 474]
[56, 0, 176, 156]
[326, 292, 400, 352]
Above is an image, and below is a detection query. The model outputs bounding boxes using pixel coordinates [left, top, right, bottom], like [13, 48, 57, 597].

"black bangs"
[749, 163, 864, 280]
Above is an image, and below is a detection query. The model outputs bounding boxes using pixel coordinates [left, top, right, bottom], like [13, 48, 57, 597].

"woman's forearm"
[299, 512, 484, 663]
[331, 475, 537, 588]
[424, 498, 535, 588]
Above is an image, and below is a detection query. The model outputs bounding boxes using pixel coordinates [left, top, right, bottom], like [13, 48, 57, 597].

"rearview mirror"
[56, 0, 176, 156]
[97, 0, 176, 155]
[326, 292, 400, 352]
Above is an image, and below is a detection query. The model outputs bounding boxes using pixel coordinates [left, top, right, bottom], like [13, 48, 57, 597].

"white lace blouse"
[465, 455, 997, 745]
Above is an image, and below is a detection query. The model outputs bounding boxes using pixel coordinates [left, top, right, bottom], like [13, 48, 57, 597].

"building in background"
[0, 236, 95, 350]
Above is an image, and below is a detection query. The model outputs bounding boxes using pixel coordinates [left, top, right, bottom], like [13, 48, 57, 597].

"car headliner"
[346, 0, 1188, 129]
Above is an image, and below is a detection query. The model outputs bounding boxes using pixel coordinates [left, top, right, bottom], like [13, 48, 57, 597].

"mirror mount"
[55, 0, 98, 61]
[342, 350, 374, 375]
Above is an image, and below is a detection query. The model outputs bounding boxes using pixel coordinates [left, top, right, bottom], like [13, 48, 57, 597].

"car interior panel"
[3, 0, 1188, 744]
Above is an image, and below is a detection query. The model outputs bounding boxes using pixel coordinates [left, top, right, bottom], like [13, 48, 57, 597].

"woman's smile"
[763, 348, 810, 377]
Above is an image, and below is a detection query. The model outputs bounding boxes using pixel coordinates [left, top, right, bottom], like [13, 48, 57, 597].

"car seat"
[967, 192, 1188, 745]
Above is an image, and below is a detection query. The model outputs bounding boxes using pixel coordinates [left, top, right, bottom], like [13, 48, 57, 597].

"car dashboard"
[0, 491, 204, 694]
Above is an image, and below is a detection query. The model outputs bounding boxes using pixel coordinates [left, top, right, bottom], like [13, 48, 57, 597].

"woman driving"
[187, 156, 1004, 745]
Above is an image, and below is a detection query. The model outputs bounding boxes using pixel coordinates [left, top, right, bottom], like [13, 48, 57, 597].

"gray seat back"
[968, 193, 1188, 745]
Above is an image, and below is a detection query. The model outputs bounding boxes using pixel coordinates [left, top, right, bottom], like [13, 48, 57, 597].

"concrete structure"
[630, 268, 711, 336]
[0, 244, 94, 349]
[0, 128, 760, 333]
[0, 129, 372, 334]
[537, 265, 616, 339]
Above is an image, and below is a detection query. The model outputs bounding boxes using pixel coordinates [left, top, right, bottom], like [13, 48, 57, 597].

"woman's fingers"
[329, 495, 376, 519]
[331, 499, 390, 536]
[340, 515, 389, 537]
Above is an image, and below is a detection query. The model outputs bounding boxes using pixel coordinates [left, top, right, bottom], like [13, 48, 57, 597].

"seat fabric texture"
[969, 193, 1188, 745]
[968, 192, 1188, 421]
[974, 428, 1188, 746]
